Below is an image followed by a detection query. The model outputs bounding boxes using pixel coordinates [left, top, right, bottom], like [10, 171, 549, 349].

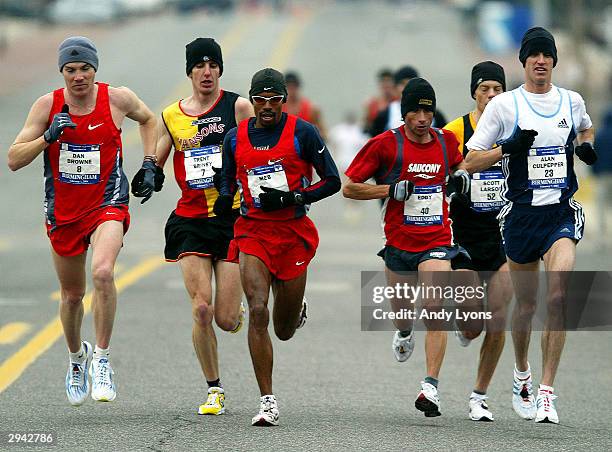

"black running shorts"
[164, 210, 239, 261]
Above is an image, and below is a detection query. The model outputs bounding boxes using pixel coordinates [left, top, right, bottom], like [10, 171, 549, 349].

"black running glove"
[388, 180, 414, 201]
[259, 187, 303, 212]
[574, 142, 597, 165]
[446, 169, 470, 198]
[502, 127, 538, 156]
[131, 159, 157, 204]
[44, 104, 76, 144]
[154, 165, 165, 192]
[213, 194, 234, 217]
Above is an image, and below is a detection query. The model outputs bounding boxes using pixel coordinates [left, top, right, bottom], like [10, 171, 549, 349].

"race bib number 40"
[404, 185, 443, 226]
[470, 168, 505, 212]
[527, 146, 567, 189]
[247, 163, 289, 208]
[184, 145, 222, 189]
[59, 142, 100, 184]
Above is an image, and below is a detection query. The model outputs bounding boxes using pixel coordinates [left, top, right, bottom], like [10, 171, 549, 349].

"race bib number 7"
[247, 163, 289, 208]
[184, 145, 222, 189]
[527, 146, 567, 189]
[404, 185, 443, 226]
[58, 142, 100, 184]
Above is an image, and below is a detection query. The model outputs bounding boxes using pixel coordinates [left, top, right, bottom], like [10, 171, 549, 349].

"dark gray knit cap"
[58, 36, 98, 72]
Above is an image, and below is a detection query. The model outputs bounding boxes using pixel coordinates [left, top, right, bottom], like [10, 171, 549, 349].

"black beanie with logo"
[470, 61, 506, 98]
[401, 77, 436, 119]
[249, 68, 288, 99]
[519, 27, 557, 67]
[186, 38, 223, 76]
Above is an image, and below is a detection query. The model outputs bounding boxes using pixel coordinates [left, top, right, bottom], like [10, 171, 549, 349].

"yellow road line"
[0, 323, 31, 345]
[266, 10, 314, 70]
[0, 238, 10, 252]
[123, 14, 255, 147]
[0, 256, 164, 394]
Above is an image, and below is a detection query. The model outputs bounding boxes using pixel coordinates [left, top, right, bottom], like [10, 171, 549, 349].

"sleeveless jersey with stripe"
[233, 114, 313, 221]
[501, 86, 578, 206]
[44, 82, 127, 229]
[444, 113, 503, 233]
[162, 90, 240, 218]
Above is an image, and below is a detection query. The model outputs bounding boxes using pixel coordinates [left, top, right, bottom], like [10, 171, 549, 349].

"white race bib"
[58, 142, 100, 184]
[184, 145, 222, 189]
[527, 146, 567, 189]
[470, 168, 505, 212]
[247, 163, 289, 208]
[404, 185, 443, 226]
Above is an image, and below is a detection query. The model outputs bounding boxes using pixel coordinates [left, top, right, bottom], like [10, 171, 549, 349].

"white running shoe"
[392, 330, 415, 362]
[251, 395, 279, 426]
[535, 388, 559, 424]
[90, 357, 116, 402]
[469, 396, 494, 421]
[453, 320, 472, 347]
[296, 298, 308, 329]
[512, 369, 536, 420]
[415, 381, 441, 417]
[65, 341, 92, 406]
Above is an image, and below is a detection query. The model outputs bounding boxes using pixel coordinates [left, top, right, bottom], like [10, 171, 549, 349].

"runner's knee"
[193, 302, 213, 327]
[248, 302, 269, 330]
[91, 263, 114, 288]
[215, 312, 237, 331]
[274, 325, 295, 341]
[61, 288, 85, 307]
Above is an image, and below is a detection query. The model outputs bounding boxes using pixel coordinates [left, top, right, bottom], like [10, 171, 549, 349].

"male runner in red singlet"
[214, 68, 340, 426]
[8, 36, 158, 406]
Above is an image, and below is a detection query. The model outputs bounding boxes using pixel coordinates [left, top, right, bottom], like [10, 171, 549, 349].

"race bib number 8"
[470, 168, 505, 212]
[527, 146, 567, 189]
[404, 185, 443, 226]
[247, 163, 289, 208]
[59, 142, 100, 184]
[184, 145, 222, 189]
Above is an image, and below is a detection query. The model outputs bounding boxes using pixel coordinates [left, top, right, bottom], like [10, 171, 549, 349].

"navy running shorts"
[498, 199, 584, 264]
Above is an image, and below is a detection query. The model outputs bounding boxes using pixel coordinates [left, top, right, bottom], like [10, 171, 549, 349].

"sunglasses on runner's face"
[251, 95, 285, 105]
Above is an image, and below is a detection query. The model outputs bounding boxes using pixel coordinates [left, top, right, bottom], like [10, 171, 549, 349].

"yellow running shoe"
[230, 301, 245, 334]
[198, 387, 225, 415]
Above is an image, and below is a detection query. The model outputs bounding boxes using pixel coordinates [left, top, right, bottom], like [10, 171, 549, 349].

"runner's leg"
[52, 249, 87, 353]
[179, 255, 218, 381]
[240, 252, 273, 396]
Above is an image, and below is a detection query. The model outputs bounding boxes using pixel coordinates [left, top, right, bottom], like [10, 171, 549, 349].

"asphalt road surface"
[1, 2, 611, 451]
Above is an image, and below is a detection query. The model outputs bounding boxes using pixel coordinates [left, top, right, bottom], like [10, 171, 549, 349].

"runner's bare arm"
[234, 96, 254, 123]
[155, 114, 173, 168]
[8, 95, 53, 171]
[577, 126, 595, 145]
[111, 86, 157, 157]
[464, 147, 503, 174]
[342, 178, 389, 200]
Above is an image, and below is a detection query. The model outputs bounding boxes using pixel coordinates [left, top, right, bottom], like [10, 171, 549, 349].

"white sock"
[539, 384, 554, 393]
[470, 391, 486, 400]
[69, 343, 85, 363]
[514, 363, 531, 379]
[94, 345, 110, 360]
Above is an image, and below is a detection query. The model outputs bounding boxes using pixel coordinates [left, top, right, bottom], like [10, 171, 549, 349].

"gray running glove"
[44, 104, 76, 144]
[389, 180, 415, 201]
